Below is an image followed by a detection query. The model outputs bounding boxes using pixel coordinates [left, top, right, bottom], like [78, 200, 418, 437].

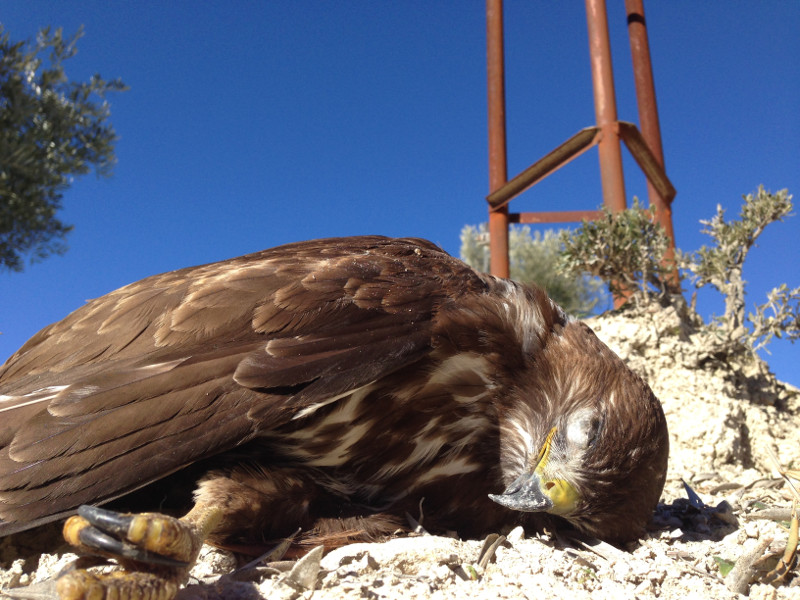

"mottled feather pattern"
[0, 236, 668, 546]
[0, 238, 486, 529]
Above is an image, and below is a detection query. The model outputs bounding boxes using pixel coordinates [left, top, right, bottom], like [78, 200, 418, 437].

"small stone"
[0, 558, 25, 589]
[432, 564, 453, 582]
[635, 579, 655, 595]
[283, 545, 323, 590]
[743, 520, 760, 538]
[668, 528, 684, 539]
[505, 526, 525, 544]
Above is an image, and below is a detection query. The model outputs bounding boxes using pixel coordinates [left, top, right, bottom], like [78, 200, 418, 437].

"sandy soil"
[2, 304, 799, 599]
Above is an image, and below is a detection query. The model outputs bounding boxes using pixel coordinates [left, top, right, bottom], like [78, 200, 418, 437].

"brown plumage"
[0, 236, 668, 549]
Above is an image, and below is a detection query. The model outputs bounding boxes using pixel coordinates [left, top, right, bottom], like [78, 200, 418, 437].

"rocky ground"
[2, 304, 799, 599]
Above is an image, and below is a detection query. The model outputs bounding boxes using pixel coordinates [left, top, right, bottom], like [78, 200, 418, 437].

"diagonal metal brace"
[617, 121, 676, 204]
[487, 126, 601, 211]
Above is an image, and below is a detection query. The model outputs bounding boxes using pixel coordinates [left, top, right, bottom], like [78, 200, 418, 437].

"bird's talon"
[56, 569, 178, 600]
[65, 505, 198, 566]
[57, 506, 208, 600]
[79, 524, 190, 567]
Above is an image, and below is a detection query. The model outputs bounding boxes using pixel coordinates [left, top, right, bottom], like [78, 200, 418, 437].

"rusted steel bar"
[625, 0, 679, 289]
[511, 210, 604, 224]
[585, 0, 626, 213]
[625, 1, 666, 197]
[487, 0, 510, 277]
[488, 209, 509, 278]
[487, 127, 601, 210]
[617, 121, 675, 203]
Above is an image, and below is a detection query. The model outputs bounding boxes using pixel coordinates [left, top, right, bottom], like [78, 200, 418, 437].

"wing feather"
[0, 236, 490, 533]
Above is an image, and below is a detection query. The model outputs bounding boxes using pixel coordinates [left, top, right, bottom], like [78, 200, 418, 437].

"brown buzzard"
[0, 236, 668, 595]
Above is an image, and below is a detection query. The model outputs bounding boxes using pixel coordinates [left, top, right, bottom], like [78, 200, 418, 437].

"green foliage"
[459, 223, 492, 274]
[557, 186, 797, 354]
[0, 26, 127, 271]
[747, 284, 800, 352]
[713, 556, 735, 578]
[680, 187, 797, 350]
[460, 223, 608, 317]
[558, 198, 673, 304]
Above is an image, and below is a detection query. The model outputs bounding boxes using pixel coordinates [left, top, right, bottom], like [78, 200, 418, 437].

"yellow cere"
[534, 426, 580, 516]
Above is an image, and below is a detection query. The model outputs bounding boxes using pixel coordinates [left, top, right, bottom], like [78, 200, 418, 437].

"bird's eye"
[565, 409, 602, 449]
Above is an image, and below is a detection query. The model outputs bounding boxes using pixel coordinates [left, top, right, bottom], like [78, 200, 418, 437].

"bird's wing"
[0, 236, 488, 533]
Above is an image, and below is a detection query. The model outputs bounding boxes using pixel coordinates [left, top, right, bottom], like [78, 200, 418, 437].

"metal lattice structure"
[486, 0, 676, 283]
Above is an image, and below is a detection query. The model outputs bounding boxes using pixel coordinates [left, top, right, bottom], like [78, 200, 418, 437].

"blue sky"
[1, 2, 798, 386]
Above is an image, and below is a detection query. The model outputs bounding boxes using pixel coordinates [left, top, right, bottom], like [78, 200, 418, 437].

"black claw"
[78, 504, 133, 536]
[79, 525, 190, 567]
[78, 523, 127, 555]
[76, 505, 190, 568]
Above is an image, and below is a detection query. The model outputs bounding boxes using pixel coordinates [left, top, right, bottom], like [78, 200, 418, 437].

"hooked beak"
[488, 471, 553, 512]
[489, 427, 580, 516]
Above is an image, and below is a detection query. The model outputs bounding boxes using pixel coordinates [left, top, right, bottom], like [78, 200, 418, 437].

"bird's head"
[490, 320, 669, 544]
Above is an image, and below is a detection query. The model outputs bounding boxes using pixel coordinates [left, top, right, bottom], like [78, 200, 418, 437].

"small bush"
[557, 198, 673, 305]
[557, 186, 798, 354]
[679, 186, 797, 350]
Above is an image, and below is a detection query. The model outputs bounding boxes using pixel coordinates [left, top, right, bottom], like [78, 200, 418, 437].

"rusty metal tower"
[486, 0, 676, 280]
